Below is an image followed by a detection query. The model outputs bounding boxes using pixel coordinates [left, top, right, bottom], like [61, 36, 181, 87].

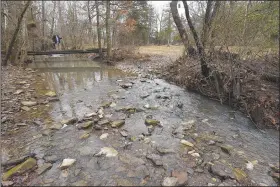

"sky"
[149, 1, 185, 16]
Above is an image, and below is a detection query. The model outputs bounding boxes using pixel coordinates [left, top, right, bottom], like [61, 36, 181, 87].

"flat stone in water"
[36, 163, 53, 175]
[72, 180, 88, 186]
[180, 140, 194, 147]
[210, 161, 235, 179]
[95, 147, 118, 157]
[162, 177, 178, 186]
[171, 170, 188, 186]
[60, 158, 76, 169]
[100, 133, 109, 140]
[61, 117, 78, 125]
[111, 120, 125, 128]
[21, 101, 37, 106]
[79, 133, 90, 139]
[77, 121, 93, 129]
[146, 154, 163, 166]
[120, 131, 128, 137]
[85, 112, 97, 118]
[98, 119, 110, 126]
[21, 106, 31, 111]
[45, 91, 57, 97]
[49, 123, 62, 130]
[145, 119, 160, 126]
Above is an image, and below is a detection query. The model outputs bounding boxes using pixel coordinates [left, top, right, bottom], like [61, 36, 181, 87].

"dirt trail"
[1, 54, 279, 186]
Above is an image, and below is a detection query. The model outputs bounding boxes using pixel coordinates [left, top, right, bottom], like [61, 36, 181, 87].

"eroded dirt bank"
[1, 54, 279, 186]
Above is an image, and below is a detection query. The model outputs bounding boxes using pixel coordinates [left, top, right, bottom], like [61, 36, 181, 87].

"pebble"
[100, 133, 109, 140]
[60, 158, 76, 169]
[180, 140, 194, 147]
[162, 177, 178, 186]
[212, 153, 220, 160]
[95, 147, 118, 157]
[120, 131, 128, 137]
[191, 153, 200, 157]
[171, 170, 188, 185]
[208, 140, 216, 145]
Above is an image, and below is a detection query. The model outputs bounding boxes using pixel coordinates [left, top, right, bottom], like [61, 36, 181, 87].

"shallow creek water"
[6, 55, 279, 186]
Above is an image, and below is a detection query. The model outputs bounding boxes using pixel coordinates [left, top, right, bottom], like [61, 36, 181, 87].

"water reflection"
[29, 57, 131, 120]
[30, 59, 128, 92]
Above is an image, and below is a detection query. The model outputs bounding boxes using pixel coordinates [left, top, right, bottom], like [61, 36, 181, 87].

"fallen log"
[2, 153, 36, 168]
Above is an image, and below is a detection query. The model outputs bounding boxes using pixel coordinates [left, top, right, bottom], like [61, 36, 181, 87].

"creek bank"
[115, 53, 279, 130]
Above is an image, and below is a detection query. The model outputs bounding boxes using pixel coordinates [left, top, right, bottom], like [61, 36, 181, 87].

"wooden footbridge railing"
[27, 48, 106, 56]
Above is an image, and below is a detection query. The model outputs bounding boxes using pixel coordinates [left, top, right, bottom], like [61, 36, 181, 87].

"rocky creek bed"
[1, 56, 279, 186]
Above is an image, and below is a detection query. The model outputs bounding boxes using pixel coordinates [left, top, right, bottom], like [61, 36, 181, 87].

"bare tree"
[170, 1, 190, 52]
[106, 0, 111, 58]
[3, 1, 31, 66]
[95, 0, 102, 57]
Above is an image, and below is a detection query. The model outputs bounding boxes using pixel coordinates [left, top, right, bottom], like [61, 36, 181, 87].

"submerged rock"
[171, 170, 188, 186]
[36, 163, 52, 175]
[156, 146, 175, 154]
[101, 101, 112, 108]
[21, 101, 37, 106]
[79, 133, 90, 139]
[49, 123, 62, 130]
[146, 154, 163, 166]
[98, 119, 110, 126]
[100, 133, 109, 140]
[210, 161, 235, 179]
[85, 112, 97, 118]
[21, 106, 31, 111]
[77, 121, 93, 129]
[45, 91, 57, 97]
[233, 168, 247, 182]
[2, 158, 37, 180]
[72, 180, 88, 186]
[120, 82, 133, 89]
[145, 119, 160, 126]
[14, 89, 24, 95]
[44, 155, 59, 163]
[60, 158, 76, 169]
[61, 117, 78, 125]
[95, 147, 118, 157]
[162, 177, 178, 186]
[180, 140, 194, 147]
[111, 120, 125, 128]
[120, 131, 128, 137]
[220, 144, 233, 155]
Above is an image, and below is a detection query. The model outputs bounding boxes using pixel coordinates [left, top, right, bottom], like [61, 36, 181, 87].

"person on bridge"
[52, 34, 62, 50]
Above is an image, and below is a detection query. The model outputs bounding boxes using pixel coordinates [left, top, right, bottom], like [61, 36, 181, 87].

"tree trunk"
[87, 0, 94, 45]
[3, 1, 30, 66]
[167, 9, 171, 46]
[170, 1, 190, 53]
[106, 0, 111, 58]
[183, 1, 210, 77]
[50, 1, 56, 38]
[201, 1, 213, 48]
[242, 1, 251, 46]
[95, 0, 102, 57]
